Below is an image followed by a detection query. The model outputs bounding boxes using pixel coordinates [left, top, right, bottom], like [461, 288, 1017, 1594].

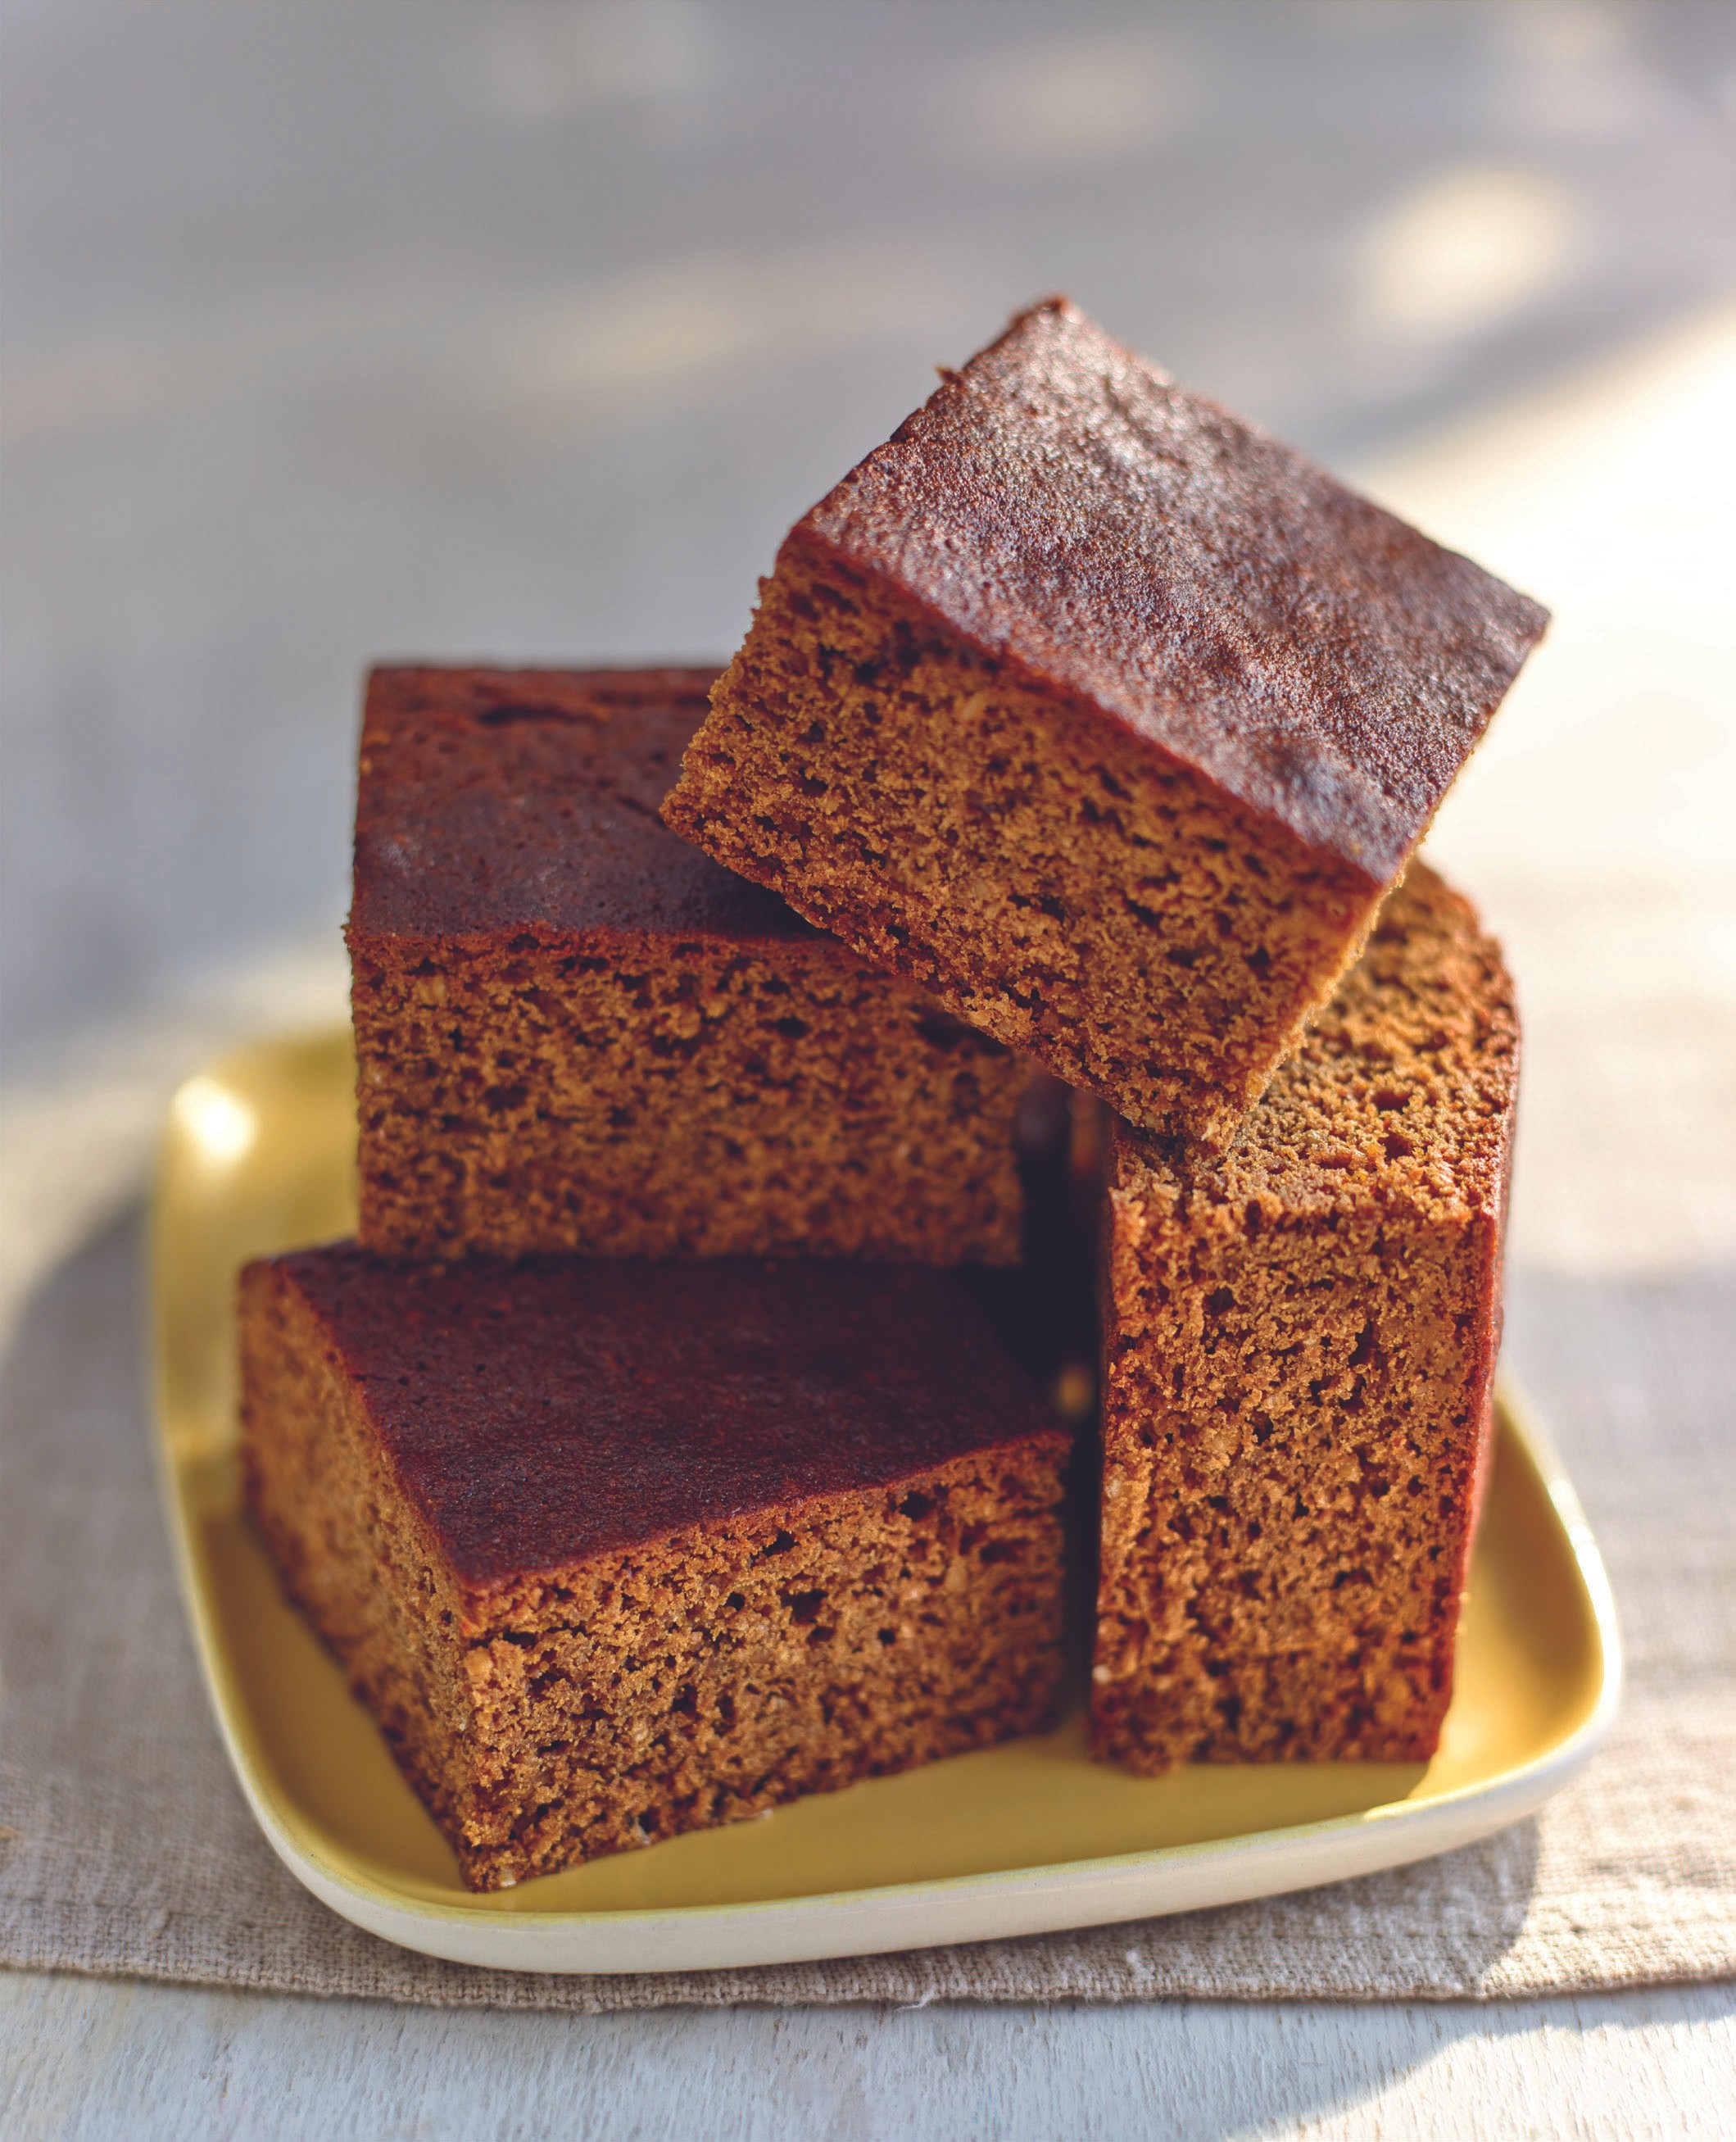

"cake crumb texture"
[1090, 862, 1518, 1771]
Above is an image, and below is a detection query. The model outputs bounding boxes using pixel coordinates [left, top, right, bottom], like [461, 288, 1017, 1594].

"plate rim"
[150, 1041, 1624, 1975]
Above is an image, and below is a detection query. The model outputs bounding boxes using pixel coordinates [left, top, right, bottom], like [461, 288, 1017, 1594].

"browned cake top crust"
[263, 1248, 1063, 1588]
[798, 299, 1548, 884]
[351, 665, 809, 942]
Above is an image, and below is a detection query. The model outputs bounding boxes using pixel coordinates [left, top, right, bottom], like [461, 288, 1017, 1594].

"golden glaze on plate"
[151, 1031, 1620, 1972]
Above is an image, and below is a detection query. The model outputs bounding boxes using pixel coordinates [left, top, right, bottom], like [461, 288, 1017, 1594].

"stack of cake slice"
[242, 297, 1541, 1891]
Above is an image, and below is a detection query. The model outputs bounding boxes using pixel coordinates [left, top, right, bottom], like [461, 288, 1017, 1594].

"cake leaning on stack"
[664, 297, 1545, 1152]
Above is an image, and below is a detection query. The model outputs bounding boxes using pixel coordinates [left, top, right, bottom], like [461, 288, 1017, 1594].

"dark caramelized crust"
[349, 666, 1029, 1262]
[353, 665, 798, 942]
[664, 300, 1545, 1149]
[804, 301, 1547, 880]
[251, 1249, 1063, 1582]
[1090, 863, 1518, 1772]
[240, 1250, 1069, 1889]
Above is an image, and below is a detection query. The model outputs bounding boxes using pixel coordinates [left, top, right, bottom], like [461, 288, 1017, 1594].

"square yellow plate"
[152, 1031, 1620, 1974]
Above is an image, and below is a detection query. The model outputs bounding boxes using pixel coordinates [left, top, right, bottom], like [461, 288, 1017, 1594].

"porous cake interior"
[242, 1269, 1067, 1890]
[664, 533, 1381, 1150]
[354, 932, 1027, 1263]
[1091, 865, 1516, 1770]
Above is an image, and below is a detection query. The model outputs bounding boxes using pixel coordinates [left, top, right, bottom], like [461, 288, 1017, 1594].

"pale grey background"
[5, 0, 1735, 1073]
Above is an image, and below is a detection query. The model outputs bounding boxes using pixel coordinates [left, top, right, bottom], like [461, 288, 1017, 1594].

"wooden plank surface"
[3, 1972, 1732, 2140]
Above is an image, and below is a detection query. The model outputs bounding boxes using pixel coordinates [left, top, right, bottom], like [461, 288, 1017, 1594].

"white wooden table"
[3, 1972, 1732, 2139]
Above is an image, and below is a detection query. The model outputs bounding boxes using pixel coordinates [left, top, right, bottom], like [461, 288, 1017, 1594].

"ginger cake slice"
[240, 1250, 1069, 1892]
[1091, 862, 1517, 1772]
[663, 299, 1545, 1151]
[351, 665, 1030, 1263]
